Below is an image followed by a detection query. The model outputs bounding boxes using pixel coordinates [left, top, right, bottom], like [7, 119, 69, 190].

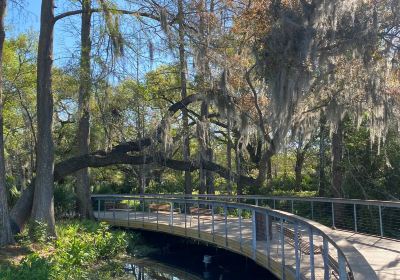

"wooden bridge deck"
[95, 210, 400, 280]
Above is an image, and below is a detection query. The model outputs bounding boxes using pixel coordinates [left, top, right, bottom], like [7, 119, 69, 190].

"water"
[123, 230, 278, 280]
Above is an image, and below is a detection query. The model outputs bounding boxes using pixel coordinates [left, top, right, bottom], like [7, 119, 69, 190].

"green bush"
[0, 254, 51, 280]
[29, 220, 50, 244]
[2, 220, 128, 280]
[54, 184, 76, 218]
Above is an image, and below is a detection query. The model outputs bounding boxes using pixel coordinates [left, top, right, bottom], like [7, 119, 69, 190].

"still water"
[123, 230, 278, 280]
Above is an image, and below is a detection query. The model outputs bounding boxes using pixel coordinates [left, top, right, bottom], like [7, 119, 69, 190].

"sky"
[7, 1, 80, 65]
[5, 1, 174, 81]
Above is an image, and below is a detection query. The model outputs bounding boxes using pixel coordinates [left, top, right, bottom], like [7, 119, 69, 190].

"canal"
[123, 229, 278, 280]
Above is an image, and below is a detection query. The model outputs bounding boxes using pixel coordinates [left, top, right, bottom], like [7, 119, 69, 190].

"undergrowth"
[0, 220, 128, 280]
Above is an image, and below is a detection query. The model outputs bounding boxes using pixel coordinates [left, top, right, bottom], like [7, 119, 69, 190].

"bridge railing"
[92, 194, 400, 239]
[91, 194, 378, 280]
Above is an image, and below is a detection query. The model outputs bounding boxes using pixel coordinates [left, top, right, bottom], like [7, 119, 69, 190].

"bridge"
[91, 194, 400, 280]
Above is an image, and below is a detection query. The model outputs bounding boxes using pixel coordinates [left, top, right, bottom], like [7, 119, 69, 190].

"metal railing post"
[309, 227, 315, 280]
[338, 250, 347, 280]
[294, 222, 300, 279]
[266, 212, 270, 268]
[291, 200, 294, 213]
[142, 198, 145, 227]
[239, 208, 243, 251]
[280, 218, 285, 280]
[353, 204, 357, 232]
[323, 237, 329, 280]
[184, 202, 187, 236]
[97, 198, 100, 219]
[224, 205, 228, 247]
[379, 205, 383, 237]
[170, 202, 174, 233]
[134, 199, 137, 221]
[252, 210, 257, 260]
[311, 201, 314, 220]
[156, 199, 159, 229]
[211, 203, 215, 242]
[331, 202, 335, 228]
[198, 202, 201, 238]
[113, 198, 116, 225]
[127, 199, 130, 227]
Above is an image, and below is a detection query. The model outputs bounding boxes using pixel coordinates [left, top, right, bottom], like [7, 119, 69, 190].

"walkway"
[92, 195, 400, 280]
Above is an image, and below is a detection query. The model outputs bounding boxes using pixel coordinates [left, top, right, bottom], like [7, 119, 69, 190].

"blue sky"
[7, 1, 79, 64]
[5, 1, 173, 80]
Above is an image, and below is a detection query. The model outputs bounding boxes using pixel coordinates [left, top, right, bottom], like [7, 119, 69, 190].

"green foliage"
[0, 254, 51, 280]
[54, 184, 76, 218]
[1, 220, 128, 280]
[29, 221, 50, 244]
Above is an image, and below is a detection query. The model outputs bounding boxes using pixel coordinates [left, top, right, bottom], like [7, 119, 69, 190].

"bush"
[2, 220, 128, 280]
[0, 254, 51, 280]
[54, 184, 76, 218]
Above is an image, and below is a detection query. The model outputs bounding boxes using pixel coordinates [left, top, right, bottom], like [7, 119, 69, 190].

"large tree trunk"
[0, 0, 14, 247]
[197, 0, 214, 195]
[331, 121, 344, 198]
[294, 149, 306, 192]
[31, 0, 56, 236]
[256, 148, 274, 187]
[75, 0, 93, 219]
[178, 0, 192, 194]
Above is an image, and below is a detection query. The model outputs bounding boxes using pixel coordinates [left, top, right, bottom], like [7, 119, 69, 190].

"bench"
[275, 224, 322, 257]
[104, 201, 129, 211]
[189, 207, 224, 226]
[148, 203, 180, 214]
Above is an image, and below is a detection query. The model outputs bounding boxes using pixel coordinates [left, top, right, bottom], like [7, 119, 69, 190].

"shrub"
[3, 220, 128, 280]
[0, 254, 51, 280]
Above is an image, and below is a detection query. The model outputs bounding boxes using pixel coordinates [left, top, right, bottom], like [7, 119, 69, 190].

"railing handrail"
[92, 194, 379, 280]
[91, 193, 400, 208]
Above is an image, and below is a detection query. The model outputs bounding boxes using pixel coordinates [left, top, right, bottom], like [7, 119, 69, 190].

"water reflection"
[124, 259, 203, 280]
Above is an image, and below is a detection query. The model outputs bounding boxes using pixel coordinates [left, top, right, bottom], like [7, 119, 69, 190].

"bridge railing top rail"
[91, 193, 400, 208]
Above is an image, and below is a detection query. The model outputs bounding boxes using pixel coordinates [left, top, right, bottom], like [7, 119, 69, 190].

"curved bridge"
[91, 195, 400, 280]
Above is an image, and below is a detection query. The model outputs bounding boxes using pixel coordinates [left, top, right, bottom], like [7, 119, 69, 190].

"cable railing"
[92, 194, 400, 240]
[91, 194, 378, 280]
